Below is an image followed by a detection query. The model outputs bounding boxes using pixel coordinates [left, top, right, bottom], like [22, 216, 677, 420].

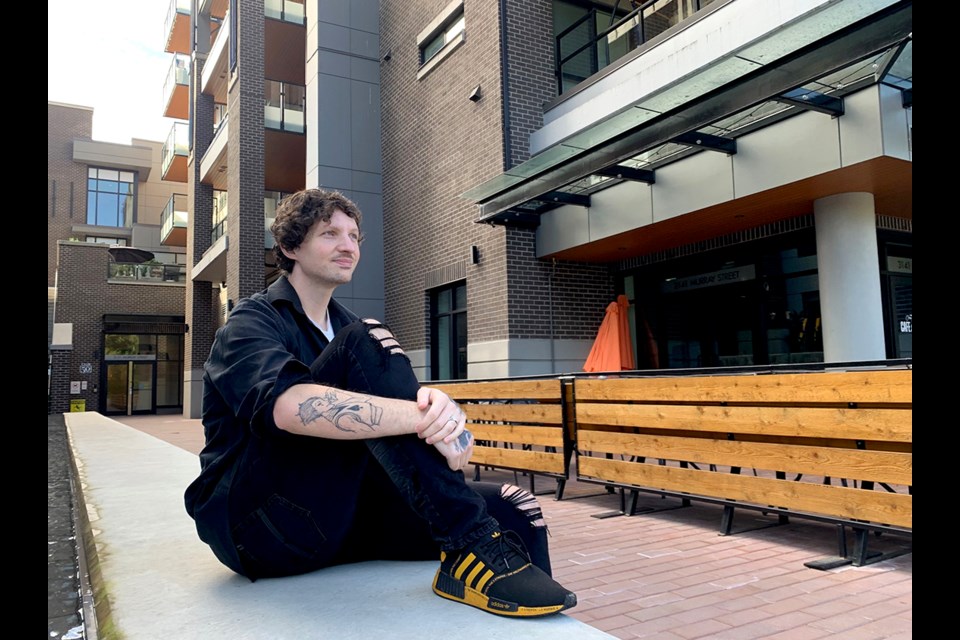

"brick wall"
[380, 0, 613, 351]
[48, 103, 93, 287]
[500, 0, 614, 339]
[381, 0, 508, 349]
[186, 54, 218, 370]
[50, 242, 186, 414]
[227, 0, 268, 303]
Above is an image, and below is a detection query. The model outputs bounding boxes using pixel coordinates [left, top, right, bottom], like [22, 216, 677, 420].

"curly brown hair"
[270, 188, 365, 273]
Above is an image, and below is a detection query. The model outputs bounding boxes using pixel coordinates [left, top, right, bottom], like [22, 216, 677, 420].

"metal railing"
[108, 262, 186, 284]
[555, 0, 715, 95]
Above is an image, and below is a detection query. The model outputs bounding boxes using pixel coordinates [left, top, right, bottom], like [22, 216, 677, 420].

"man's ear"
[279, 244, 298, 262]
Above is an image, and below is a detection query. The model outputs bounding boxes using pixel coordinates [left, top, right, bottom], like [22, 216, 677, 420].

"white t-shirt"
[309, 311, 336, 342]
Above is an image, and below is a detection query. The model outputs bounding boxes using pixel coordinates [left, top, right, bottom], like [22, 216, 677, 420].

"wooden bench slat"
[433, 380, 572, 491]
[469, 423, 564, 448]
[574, 369, 912, 404]
[470, 446, 565, 475]
[433, 379, 561, 400]
[463, 403, 563, 424]
[577, 431, 912, 486]
[575, 404, 912, 442]
[577, 456, 912, 528]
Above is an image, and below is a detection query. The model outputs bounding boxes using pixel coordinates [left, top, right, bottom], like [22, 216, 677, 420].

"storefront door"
[105, 360, 156, 415]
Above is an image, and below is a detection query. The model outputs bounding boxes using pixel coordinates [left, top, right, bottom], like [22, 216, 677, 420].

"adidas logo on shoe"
[432, 530, 577, 617]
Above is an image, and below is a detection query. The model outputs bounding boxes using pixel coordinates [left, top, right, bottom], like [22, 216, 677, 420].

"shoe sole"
[432, 569, 577, 618]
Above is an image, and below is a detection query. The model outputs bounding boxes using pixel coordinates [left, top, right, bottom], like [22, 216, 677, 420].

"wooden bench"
[570, 366, 912, 569]
[433, 378, 574, 499]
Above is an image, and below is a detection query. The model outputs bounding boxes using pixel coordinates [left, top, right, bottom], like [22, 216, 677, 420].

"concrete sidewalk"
[62, 412, 612, 640]
[55, 412, 912, 639]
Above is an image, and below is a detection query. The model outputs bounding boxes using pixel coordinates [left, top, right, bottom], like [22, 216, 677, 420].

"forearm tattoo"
[298, 390, 384, 433]
[453, 429, 473, 453]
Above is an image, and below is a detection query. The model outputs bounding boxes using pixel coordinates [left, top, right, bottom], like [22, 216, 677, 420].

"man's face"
[286, 209, 360, 286]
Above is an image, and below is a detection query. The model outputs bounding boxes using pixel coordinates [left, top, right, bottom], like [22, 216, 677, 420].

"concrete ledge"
[65, 412, 613, 640]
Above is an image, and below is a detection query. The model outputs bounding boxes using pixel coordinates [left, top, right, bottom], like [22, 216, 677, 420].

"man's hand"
[414, 387, 465, 445]
[433, 429, 474, 471]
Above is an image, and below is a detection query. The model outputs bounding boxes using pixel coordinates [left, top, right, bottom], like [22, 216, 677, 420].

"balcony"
[164, 0, 191, 54]
[556, 0, 718, 95]
[191, 190, 228, 284]
[203, 0, 228, 20]
[265, 1, 306, 84]
[264, 80, 305, 134]
[201, 9, 230, 101]
[163, 53, 191, 119]
[160, 194, 188, 247]
[199, 116, 228, 190]
[265, 0, 305, 25]
[161, 122, 189, 183]
[108, 261, 186, 284]
[264, 80, 306, 193]
[211, 189, 228, 245]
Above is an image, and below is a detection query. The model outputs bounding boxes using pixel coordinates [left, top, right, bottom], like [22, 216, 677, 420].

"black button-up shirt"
[184, 274, 359, 572]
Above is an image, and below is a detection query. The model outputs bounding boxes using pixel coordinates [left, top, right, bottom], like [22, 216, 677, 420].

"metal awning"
[463, 0, 912, 227]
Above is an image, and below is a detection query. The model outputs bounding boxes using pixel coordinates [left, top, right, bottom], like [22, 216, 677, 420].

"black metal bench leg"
[852, 528, 870, 566]
[720, 505, 735, 535]
[627, 490, 639, 515]
[554, 478, 566, 501]
[836, 524, 849, 559]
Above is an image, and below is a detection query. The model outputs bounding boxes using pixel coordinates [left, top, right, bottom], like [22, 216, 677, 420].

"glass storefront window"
[883, 241, 912, 358]
[623, 230, 828, 369]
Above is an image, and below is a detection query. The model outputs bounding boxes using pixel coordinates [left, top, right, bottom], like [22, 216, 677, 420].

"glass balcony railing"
[163, 52, 191, 111]
[212, 189, 228, 244]
[108, 262, 186, 283]
[164, 0, 191, 45]
[161, 122, 189, 177]
[264, 190, 291, 249]
[264, 79, 305, 133]
[265, 0, 305, 24]
[556, 0, 717, 95]
[160, 193, 188, 240]
[213, 103, 228, 134]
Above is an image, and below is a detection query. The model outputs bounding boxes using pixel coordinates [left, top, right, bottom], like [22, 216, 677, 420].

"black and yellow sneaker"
[432, 530, 577, 617]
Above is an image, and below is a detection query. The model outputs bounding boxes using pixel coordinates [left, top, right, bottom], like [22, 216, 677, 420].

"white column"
[813, 192, 886, 363]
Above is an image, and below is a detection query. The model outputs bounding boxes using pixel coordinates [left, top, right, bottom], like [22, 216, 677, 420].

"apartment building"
[168, 0, 388, 416]
[49, 0, 909, 418]
[47, 102, 188, 415]
[382, 0, 911, 379]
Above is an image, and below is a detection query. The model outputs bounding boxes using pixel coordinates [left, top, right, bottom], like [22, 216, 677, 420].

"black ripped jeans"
[228, 320, 551, 580]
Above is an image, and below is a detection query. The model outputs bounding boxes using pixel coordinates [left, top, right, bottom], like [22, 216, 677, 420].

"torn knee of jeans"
[500, 483, 547, 529]
[362, 319, 405, 356]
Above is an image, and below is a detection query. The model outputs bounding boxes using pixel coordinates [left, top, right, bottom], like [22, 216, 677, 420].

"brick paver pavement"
[117, 413, 912, 640]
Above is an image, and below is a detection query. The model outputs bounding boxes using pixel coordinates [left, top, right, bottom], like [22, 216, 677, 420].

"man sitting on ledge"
[184, 188, 576, 617]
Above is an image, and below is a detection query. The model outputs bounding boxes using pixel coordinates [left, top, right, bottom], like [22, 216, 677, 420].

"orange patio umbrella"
[583, 294, 635, 372]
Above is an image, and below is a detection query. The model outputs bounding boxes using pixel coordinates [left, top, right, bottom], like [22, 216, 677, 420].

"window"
[421, 12, 464, 65]
[83, 236, 127, 246]
[87, 168, 135, 227]
[431, 282, 467, 380]
[417, 1, 465, 75]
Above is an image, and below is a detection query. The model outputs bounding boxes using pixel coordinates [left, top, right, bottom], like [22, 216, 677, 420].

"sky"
[48, 0, 174, 145]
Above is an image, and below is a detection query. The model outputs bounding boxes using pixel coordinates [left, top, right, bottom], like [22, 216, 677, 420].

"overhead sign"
[662, 265, 756, 293]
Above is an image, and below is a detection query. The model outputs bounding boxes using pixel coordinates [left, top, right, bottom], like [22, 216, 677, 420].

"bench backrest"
[433, 378, 571, 479]
[571, 368, 912, 529]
